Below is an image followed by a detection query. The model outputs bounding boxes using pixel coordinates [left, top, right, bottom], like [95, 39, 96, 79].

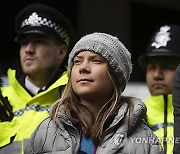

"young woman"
[25, 32, 163, 154]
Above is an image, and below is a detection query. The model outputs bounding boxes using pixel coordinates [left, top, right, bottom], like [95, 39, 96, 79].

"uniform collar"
[25, 76, 46, 95]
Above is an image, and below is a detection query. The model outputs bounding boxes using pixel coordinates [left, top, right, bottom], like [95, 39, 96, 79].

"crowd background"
[0, 0, 180, 98]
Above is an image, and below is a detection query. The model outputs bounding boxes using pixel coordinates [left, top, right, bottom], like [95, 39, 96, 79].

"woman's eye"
[93, 59, 102, 63]
[73, 59, 82, 64]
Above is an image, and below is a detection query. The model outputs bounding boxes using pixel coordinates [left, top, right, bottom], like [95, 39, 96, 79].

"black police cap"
[138, 24, 180, 71]
[15, 3, 76, 48]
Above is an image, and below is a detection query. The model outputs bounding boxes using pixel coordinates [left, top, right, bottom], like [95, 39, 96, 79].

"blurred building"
[0, 0, 180, 83]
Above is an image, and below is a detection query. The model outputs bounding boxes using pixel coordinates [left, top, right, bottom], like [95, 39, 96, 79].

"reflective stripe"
[14, 104, 50, 117]
[150, 122, 174, 131]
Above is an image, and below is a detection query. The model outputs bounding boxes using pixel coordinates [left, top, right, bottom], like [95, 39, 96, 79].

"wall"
[0, 0, 180, 82]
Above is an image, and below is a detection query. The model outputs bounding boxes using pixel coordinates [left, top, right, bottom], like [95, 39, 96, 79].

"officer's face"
[146, 57, 179, 95]
[20, 34, 67, 78]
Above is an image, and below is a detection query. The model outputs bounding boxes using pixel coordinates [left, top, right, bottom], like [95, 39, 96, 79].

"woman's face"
[71, 51, 114, 101]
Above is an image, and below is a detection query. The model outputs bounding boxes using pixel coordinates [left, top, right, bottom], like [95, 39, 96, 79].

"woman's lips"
[77, 78, 93, 83]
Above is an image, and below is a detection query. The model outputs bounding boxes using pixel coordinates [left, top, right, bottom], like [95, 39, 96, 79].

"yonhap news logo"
[113, 134, 180, 145]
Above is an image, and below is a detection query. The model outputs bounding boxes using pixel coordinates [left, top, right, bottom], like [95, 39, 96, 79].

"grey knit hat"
[68, 32, 132, 92]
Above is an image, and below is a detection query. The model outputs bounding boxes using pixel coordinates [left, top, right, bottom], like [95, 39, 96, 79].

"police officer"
[0, 3, 76, 153]
[138, 24, 180, 154]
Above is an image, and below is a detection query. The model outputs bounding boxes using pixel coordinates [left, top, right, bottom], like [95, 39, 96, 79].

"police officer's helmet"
[14, 3, 76, 49]
[138, 24, 180, 71]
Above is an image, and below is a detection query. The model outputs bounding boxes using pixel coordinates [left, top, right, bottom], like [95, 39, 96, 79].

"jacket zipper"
[163, 95, 168, 154]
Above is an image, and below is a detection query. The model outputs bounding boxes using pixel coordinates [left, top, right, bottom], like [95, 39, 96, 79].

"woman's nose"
[79, 62, 91, 74]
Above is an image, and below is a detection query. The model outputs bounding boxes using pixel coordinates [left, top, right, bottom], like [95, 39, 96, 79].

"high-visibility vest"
[0, 68, 68, 154]
[145, 95, 174, 154]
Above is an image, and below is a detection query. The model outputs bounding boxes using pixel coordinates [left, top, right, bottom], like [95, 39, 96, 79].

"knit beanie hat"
[68, 32, 132, 92]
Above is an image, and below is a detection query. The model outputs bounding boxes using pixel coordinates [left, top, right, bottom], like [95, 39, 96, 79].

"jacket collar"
[49, 97, 147, 136]
[104, 97, 147, 136]
[7, 68, 68, 98]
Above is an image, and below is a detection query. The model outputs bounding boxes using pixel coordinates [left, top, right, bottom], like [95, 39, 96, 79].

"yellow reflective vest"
[145, 95, 174, 154]
[0, 68, 68, 154]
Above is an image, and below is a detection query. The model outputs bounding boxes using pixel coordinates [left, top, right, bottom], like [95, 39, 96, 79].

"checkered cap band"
[21, 12, 70, 46]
